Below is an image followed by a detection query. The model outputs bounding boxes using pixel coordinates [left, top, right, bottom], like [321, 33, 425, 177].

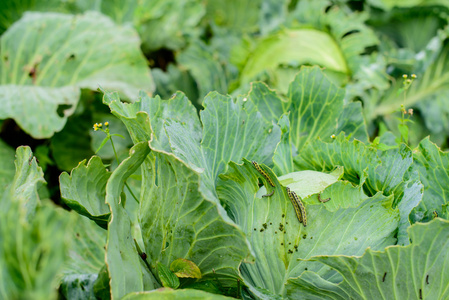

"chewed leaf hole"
[56, 104, 73, 117]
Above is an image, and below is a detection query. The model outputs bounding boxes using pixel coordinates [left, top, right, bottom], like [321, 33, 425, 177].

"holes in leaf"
[145, 48, 175, 71]
[56, 104, 73, 118]
[342, 30, 360, 39]
[324, 5, 334, 13]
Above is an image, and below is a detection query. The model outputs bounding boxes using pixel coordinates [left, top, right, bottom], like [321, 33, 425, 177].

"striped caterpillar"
[251, 161, 275, 187]
[286, 187, 307, 227]
[286, 187, 302, 223]
[252, 161, 275, 197]
[318, 193, 330, 203]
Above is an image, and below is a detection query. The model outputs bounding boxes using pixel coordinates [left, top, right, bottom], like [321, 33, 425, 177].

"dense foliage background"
[2, 0, 449, 299]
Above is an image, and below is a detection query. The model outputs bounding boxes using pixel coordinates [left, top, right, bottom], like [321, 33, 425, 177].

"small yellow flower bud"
[411, 74, 417, 79]
[400, 104, 406, 114]
[402, 74, 408, 79]
[104, 121, 109, 126]
[98, 123, 103, 127]
[331, 134, 336, 139]
[406, 79, 412, 84]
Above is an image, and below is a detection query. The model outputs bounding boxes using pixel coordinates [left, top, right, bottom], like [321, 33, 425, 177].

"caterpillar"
[262, 190, 274, 197]
[286, 187, 306, 226]
[291, 189, 307, 227]
[318, 193, 331, 203]
[252, 161, 275, 187]
[287, 187, 307, 227]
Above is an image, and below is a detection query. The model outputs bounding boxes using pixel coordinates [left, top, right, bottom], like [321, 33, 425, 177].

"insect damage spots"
[28, 63, 39, 84]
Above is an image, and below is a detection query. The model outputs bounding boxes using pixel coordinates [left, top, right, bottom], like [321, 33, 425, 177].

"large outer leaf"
[60, 156, 111, 228]
[0, 11, 154, 138]
[103, 90, 281, 287]
[59, 213, 107, 300]
[139, 152, 252, 287]
[0, 146, 74, 300]
[288, 219, 449, 299]
[216, 160, 399, 298]
[105, 142, 155, 299]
